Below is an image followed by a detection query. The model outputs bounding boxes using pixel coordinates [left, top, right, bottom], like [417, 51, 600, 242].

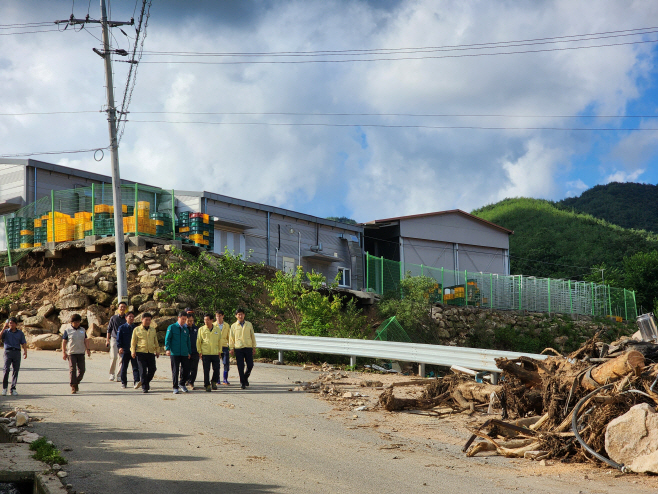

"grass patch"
[29, 437, 67, 465]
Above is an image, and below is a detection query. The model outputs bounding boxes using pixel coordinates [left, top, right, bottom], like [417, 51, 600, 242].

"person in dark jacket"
[181, 313, 200, 390]
[116, 311, 140, 389]
[1, 317, 27, 396]
[106, 302, 127, 381]
[165, 312, 191, 394]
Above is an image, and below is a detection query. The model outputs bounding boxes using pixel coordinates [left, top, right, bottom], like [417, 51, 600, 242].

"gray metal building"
[0, 160, 364, 289]
[362, 210, 512, 275]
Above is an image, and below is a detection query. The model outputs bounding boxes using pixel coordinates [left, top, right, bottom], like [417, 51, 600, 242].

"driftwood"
[378, 388, 451, 411]
[495, 358, 542, 387]
[580, 350, 645, 391]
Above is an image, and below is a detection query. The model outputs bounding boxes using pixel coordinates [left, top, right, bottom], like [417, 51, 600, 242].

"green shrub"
[29, 437, 67, 465]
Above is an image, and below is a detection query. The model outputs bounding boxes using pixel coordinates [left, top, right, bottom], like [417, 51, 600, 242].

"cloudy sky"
[1, 0, 658, 221]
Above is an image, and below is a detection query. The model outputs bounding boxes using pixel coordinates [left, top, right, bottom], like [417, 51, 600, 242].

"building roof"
[176, 190, 363, 233]
[0, 158, 138, 185]
[361, 209, 514, 235]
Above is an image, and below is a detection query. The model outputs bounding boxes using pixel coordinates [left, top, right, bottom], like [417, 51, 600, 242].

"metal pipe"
[266, 212, 270, 266]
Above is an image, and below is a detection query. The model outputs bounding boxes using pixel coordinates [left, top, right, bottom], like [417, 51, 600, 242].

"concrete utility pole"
[99, 0, 129, 304]
[55, 4, 134, 304]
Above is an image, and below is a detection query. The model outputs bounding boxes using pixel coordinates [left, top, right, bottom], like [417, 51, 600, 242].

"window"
[337, 267, 351, 287]
[282, 256, 295, 274]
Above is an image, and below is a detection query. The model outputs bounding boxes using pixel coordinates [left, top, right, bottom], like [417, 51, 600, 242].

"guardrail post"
[350, 355, 357, 367]
[491, 372, 499, 385]
[278, 351, 284, 364]
[418, 363, 425, 377]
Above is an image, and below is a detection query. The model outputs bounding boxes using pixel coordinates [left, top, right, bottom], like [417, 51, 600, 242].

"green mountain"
[557, 182, 658, 233]
[472, 198, 658, 280]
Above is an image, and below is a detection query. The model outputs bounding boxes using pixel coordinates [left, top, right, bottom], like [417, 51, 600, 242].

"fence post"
[490, 272, 493, 309]
[380, 255, 384, 295]
[632, 291, 637, 317]
[5, 219, 12, 267]
[421, 264, 424, 276]
[91, 183, 96, 236]
[547, 278, 551, 315]
[608, 287, 612, 318]
[440, 267, 444, 303]
[134, 183, 139, 237]
[624, 288, 628, 321]
[171, 189, 176, 240]
[518, 276, 522, 311]
[464, 270, 468, 306]
[51, 190, 55, 242]
[568, 280, 573, 314]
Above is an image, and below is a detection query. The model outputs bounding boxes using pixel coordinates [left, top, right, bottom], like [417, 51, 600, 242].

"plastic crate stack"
[6, 217, 31, 249]
[150, 211, 171, 236]
[73, 212, 93, 240]
[46, 212, 74, 243]
[176, 211, 190, 243]
[93, 204, 116, 236]
[33, 218, 47, 247]
[123, 201, 157, 235]
[177, 212, 214, 249]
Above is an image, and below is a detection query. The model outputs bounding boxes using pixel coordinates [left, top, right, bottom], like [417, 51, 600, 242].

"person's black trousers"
[170, 355, 189, 389]
[2, 349, 21, 391]
[234, 348, 254, 386]
[120, 351, 140, 385]
[202, 355, 220, 387]
[182, 353, 199, 386]
[136, 352, 156, 391]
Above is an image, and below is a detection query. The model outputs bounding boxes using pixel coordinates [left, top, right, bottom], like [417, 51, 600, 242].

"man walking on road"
[181, 313, 199, 390]
[1, 317, 27, 396]
[117, 311, 140, 389]
[215, 310, 231, 385]
[106, 302, 127, 382]
[198, 314, 221, 392]
[229, 308, 256, 390]
[165, 312, 191, 394]
[62, 314, 90, 394]
[130, 312, 159, 393]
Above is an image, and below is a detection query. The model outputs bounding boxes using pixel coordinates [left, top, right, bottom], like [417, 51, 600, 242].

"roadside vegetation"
[29, 437, 67, 465]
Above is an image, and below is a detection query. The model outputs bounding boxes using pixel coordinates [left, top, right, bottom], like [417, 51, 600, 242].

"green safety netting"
[374, 316, 412, 343]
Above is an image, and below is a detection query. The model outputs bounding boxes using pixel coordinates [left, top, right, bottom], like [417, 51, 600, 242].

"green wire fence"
[365, 252, 637, 320]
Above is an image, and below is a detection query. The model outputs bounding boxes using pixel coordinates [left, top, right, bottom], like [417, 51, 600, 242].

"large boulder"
[130, 294, 146, 307]
[28, 334, 62, 350]
[153, 289, 166, 302]
[56, 293, 88, 310]
[86, 305, 106, 327]
[605, 403, 658, 473]
[22, 327, 45, 336]
[97, 280, 115, 293]
[138, 301, 159, 313]
[140, 275, 157, 285]
[22, 315, 59, 334]
[80, 287, 112, 306]
[37, 303, 55, 318]
[87, 336, 109, 352]
[76, 272, 100, 287]
[87, 324, 103, 338]
[59, 310, 87, 325]
[159, 308, 177, 316]
[152, 316, 177, 332]
[58, 285, 78, 297]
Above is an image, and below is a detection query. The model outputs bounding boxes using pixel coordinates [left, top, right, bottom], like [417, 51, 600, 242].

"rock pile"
[3, 245, 186, 351]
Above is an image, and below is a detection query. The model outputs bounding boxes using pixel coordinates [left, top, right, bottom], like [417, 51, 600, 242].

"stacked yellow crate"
[46, 212, 74, 243]
[73, 212, 92, 240]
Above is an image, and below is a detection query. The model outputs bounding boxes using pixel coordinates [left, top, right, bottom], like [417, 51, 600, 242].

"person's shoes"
[121, 384, 127, 389]
[173, 388, 180, 394]
[1, 389, 6, 396]
[143, 389, 148, 393]
[75, 384, 79, 392]
[241, 383, 246, 389]
[211, 382, 218, 390]
[205, 385, 211, 392]
[180, 385, 189, 393]
[71, 386, 77, 394]
[134, 381, 141, 390]
[221, 380, 230, 386]
[244, 378, 249, 387]
[11, 390, 17, 396]
[109, 374, 115, 381]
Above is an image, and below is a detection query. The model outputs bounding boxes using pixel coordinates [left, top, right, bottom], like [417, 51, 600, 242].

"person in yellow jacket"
[229, 308, 256, 389]
[197, 314, 222, 392]
[130, 313, 160, 393]
[215, 310, 231, 385]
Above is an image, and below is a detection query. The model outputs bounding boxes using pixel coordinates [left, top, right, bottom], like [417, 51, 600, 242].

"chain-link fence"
[365, 252, 637, 320]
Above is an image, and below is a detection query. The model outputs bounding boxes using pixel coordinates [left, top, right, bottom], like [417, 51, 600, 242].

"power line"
[0, 147, 108, 158]
[141, 28, 658, 58]
[126, 119, 658, 131]
[136, 38, 658, 64]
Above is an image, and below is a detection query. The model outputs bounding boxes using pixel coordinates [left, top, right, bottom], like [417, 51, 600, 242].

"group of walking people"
[106, 303, 257, 393]
[1, 303, 257, 395]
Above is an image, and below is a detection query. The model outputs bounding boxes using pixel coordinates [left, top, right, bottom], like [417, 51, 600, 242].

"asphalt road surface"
[2, 351, 656, 494]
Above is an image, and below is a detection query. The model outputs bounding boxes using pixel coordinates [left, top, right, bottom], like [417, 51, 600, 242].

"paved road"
[2, 351, 656, 494]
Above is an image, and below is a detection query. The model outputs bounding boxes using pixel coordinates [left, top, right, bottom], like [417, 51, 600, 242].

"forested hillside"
[557, 182, 658, 233]
[472, 198, 658, 281]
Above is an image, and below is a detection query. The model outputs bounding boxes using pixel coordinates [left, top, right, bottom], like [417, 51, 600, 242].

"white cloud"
[564, 178, 589, 197]
[604, 168, 645, 184]
[1, 0, 657, 221]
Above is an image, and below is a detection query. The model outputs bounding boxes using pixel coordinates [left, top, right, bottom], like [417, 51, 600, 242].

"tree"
[267, 266, 369, 338]
[622, 250, 658, 311]
[162, 248, 266, 324]
[326, 216, 357, 225]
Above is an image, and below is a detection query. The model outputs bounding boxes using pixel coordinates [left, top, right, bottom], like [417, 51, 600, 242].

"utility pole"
[55, 4, 134, 304]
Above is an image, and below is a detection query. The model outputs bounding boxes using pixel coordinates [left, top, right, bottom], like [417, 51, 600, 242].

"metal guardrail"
[257, 333, 547, 380]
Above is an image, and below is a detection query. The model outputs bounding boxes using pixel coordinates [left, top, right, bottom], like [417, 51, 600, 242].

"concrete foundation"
[0, 444, 68, 493]
[4, 266, 19, 283]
